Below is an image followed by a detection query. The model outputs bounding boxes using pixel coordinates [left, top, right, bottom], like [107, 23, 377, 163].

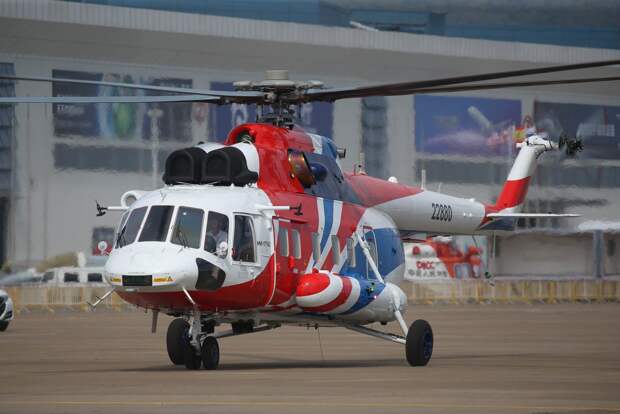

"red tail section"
[495, 176, 532, 211]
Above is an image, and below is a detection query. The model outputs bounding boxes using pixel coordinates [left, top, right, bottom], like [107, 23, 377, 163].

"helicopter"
[0, 60, 618, 369]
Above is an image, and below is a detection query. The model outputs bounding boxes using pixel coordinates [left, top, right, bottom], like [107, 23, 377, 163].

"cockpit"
[114, 204, 256, 263]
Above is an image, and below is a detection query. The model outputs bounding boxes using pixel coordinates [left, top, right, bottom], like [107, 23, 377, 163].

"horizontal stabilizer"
[487, 213, 580, 218]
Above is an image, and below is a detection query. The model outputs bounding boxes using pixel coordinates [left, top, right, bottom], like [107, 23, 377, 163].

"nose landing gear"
[166, 315, 281, 371]
[167, 317, 220, 370]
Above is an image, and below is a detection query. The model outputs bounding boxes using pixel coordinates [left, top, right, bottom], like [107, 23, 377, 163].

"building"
[0, 0, 619, 275]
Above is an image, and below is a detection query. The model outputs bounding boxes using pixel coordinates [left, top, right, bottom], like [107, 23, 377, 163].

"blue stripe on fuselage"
[319, 198, 334, 253]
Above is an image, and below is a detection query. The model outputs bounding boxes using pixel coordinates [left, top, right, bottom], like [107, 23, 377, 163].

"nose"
[104, 247, 201, 290]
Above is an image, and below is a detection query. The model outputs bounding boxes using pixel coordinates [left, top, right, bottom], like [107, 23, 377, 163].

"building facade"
[0, 0, 619, 275]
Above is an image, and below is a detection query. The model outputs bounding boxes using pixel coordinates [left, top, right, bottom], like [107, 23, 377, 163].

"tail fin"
[494, 134, 556, 213]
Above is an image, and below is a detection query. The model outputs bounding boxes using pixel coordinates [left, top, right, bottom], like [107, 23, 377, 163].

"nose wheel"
[166, 318, 189, 365]
[166, 317, 220, 370]
[201, 336, 220, 370]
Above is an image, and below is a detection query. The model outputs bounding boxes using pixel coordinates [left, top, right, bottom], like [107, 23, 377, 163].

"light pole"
[147, 107, 163, 189]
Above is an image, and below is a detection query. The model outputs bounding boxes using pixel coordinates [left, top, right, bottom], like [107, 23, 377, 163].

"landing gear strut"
[345, 318, 434, 366]
[353, 231, 434, 366]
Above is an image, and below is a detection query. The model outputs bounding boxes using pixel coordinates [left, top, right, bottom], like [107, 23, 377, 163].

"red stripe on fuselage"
[302, 276, 352, 313]
[296, 273, 331, 297]
[346, 173, 422, 207]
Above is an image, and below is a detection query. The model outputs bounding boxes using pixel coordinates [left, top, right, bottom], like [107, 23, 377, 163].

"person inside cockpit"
[205, 212, 229, 254]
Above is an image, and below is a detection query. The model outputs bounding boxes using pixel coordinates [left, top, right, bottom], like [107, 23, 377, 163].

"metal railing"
[4, 278, 620, 312]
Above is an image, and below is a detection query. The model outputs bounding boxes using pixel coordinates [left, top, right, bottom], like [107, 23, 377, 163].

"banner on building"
[52, 69, 193, 142]
[415, 95, 522, 156]
[403, 235, 488, 281]
[208, 82, 333, 142]
[534, 101, 620, 160]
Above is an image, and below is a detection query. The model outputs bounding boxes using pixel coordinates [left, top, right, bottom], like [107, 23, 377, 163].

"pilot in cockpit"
[205, 212, 229, 255]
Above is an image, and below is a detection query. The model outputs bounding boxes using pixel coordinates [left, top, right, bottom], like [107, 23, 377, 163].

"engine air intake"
[163, 146, 258, 186]
[162, 147, 207, 185]
[202, 147, 258, 186]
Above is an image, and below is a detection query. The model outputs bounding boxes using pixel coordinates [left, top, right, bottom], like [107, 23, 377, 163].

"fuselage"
[104, 122, 545, 324]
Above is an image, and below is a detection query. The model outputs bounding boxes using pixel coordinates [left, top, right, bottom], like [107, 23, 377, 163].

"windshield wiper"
[175, 227, 189, 248]
[116, 227, 127, 248]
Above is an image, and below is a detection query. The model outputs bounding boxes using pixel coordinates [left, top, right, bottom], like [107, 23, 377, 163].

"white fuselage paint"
[375, 191, 486, 234]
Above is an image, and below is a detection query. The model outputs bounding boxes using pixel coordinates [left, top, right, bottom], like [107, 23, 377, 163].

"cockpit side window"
[171, 207, 204, 249]
[139, 205, 174, 242]
[205, 211, 229, 254]
[116, 207, 147, 248]
[232, 215, 256, 262]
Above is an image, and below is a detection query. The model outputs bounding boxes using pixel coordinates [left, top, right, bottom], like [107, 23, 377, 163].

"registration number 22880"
[431, 203, 452, 222]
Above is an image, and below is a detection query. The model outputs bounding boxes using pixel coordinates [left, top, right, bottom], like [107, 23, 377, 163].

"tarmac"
[0, 303, 618, 414]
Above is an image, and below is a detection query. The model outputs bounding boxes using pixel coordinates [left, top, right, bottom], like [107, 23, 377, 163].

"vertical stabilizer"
[494, 134, 556, 213]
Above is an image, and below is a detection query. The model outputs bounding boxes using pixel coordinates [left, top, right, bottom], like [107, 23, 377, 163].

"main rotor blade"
[0, 74, 265, 101]
[386, 76, 620, 95]
[0, 95, 221, 104]
[306, 59, 620, 101]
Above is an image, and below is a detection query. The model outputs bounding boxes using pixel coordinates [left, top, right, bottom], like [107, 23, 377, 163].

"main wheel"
[201, 336, 220, 370]
[0, 321, 8, 332]
[166, 318, 189, 365]
[406, 319, 433, 366]
[183, 333, 202, 370]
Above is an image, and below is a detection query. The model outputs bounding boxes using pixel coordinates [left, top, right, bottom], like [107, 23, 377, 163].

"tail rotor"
[557, 133, 584, 157]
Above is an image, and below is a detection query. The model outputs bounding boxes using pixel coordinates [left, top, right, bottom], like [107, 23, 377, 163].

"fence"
[5, 285, 131, 312]
[405, 278, 620, 304]
[4, 278, 620, 312]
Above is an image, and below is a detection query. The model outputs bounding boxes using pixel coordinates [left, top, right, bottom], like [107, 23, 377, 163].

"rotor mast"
[233, 70, 324, 128]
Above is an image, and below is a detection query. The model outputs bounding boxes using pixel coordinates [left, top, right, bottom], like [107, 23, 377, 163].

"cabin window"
[205, 211, 229, 254]
[232, 215, 256, 262]
[347, 238, 356, 267]
[139, 205, 174, 242]
[366, 238, 378, 279]
[64, 273, 79, 283]
[291, 229, 301, 259]
[278, 227, 289, 257]
[331, 235, 340, 265]
[43, 271, 54, 282]
[311, 232, 320, 262]
[117, 207, 147, 248]
[171, 207, 204, 249]
[87, 273, 103, 283]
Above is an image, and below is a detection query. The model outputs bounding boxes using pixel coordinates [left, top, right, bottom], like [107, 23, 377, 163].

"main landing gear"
[346, 318, 433, 366]
[166, 316, 280, 370]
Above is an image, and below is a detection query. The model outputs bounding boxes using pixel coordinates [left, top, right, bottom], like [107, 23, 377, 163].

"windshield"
[139, 205, 174, 242]
[171, 207, 204, 249]
[116, 207, 147, 248]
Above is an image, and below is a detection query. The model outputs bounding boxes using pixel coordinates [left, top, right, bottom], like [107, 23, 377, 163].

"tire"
[183, 332, 202, 370]
[0, 321, 8, 332]
[201, 336, 220, 370]
[166, 318, 189, 365]
[406, 319, 433, 367]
